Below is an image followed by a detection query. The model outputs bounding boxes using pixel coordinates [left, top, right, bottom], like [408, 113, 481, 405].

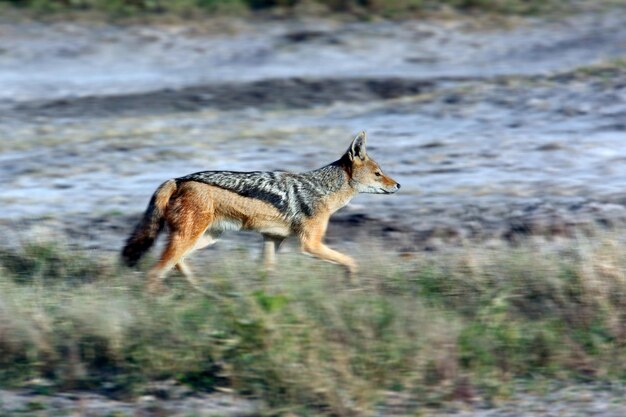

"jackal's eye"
[375, 172, 382, 177]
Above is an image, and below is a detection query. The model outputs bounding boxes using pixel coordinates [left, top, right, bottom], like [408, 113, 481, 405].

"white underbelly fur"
[208, 218, 291, 238]
[209, 218, 243, 233]
[258, 225, 291, 237]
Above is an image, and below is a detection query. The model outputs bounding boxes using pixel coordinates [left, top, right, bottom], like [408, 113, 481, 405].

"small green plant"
[24, 401, 46, 412]
[106, 412, 130, 417]
[0, 242, 111, 285]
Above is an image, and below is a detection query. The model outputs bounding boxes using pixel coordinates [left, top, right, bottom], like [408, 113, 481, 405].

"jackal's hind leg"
[146, 232, 195, 294]
[173, 232, 220, 277]
[175, 260, 202, 289]
[194, 232, 220, 250]
[175, 261, 193, 277]
[174, 260, 215, 297]
[146, 230, 214, 294]
[174, 233, 219, 294]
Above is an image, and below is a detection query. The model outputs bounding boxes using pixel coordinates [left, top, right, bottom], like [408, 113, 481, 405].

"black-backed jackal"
[122, 132, 400, 293]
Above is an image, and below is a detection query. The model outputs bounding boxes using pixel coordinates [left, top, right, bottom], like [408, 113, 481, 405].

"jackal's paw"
[345, 264, 359, 285]
[262, 262, 276, 274]
[146, 281, 167, 295]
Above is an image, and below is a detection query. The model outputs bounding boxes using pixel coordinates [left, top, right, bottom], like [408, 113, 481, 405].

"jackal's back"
[176, 164, 346, 222]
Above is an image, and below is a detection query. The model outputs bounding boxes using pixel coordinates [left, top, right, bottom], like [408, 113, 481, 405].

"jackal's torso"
[176, 161, 354, 224]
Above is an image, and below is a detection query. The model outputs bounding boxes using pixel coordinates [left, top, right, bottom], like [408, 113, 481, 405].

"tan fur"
[146, 183, 291, 293]
[124, 132, 399, 294]
[155, 180, 177, 209]
[299, 212, 359, 280]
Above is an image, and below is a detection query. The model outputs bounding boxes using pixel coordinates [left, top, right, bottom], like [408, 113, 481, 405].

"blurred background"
[1, 0, 626, 252]
[0, 1, 625, 416]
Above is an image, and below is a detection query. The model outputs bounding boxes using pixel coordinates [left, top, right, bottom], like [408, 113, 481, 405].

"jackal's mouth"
[381, 184, 401, 194]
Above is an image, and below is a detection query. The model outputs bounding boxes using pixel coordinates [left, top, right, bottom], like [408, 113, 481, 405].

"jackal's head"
[343, 131, 400, 194]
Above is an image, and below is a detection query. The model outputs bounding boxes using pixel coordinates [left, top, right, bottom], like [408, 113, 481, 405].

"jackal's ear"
[347, 131, 367, 161]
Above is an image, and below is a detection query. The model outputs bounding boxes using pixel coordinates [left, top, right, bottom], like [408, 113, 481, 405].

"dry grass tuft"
[0, 233, 624, 414]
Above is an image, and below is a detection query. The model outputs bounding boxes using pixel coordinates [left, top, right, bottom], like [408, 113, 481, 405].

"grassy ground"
[0, 234, 624, 415]
[0, 0, 604, 19]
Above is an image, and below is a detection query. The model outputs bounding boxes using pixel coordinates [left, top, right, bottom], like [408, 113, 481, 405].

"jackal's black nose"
[396, 183, 401, 189]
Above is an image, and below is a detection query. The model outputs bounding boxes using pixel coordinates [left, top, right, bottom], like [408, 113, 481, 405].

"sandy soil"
[1, 382, 624, 416]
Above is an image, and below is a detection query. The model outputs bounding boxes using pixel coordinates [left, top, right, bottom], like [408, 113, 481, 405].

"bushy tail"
[121, 180, 177, 267]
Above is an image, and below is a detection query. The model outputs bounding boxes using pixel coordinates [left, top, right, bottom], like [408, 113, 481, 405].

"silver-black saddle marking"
[176, 163, 346, 223]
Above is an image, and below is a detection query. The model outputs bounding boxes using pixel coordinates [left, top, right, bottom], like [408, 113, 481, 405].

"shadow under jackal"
[122, 131, 400, 293]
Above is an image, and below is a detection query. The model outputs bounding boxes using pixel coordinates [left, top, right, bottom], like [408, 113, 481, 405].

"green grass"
[567, 58, 626, 80]
[0, 0, 598, 18]
[0, 236, 625, 414]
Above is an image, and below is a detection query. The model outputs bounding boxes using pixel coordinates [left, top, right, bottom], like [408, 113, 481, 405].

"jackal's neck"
[303, 160, 350, 193]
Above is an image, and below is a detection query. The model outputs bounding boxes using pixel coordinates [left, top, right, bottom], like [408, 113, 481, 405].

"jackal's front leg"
[261, 235, 284, 271]
[299, 215, 358, 282]
[300, 213, 358, 283]
[300, 239, 358, 283]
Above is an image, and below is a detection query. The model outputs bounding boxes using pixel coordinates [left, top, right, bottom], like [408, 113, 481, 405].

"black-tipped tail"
[121, 180, 177, 267]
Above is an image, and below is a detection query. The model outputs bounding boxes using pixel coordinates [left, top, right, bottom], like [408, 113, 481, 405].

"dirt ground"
[1, 382, 624, 417]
